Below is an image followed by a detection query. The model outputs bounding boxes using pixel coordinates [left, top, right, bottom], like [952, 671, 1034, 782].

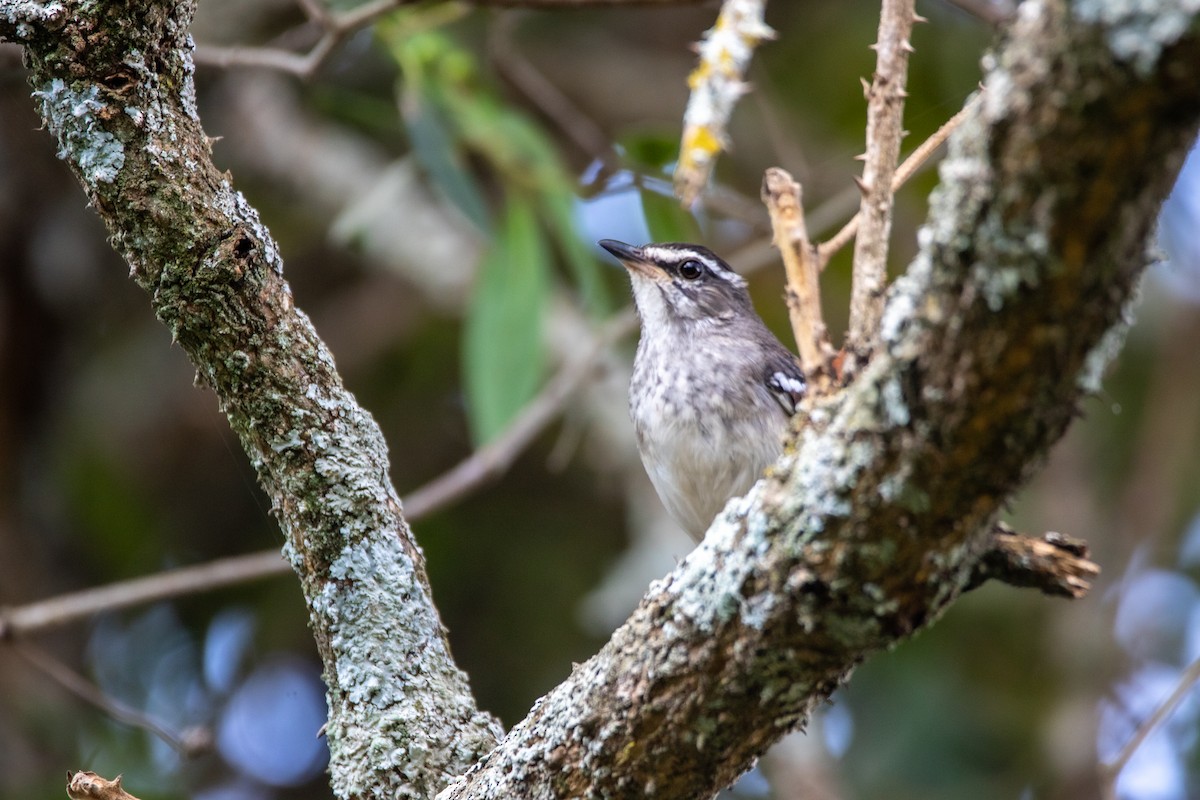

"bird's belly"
[637, 409, 786, 539]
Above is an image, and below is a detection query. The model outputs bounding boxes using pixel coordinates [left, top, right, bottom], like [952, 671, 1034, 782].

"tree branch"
[438, 5, 1200, 796]
[0, 309, 632, 637]
[14, 641, 208, 755]
[674, 0, 774, 207]
[1, 2, 500, 796]
[761, 167, 836, 383]
[4, 2, 1200, 799]
[845, 0, 917, 364]
[820, 93, 980, 263]
[192, 0, 712, 78]
[1100, 654, 1200, 797]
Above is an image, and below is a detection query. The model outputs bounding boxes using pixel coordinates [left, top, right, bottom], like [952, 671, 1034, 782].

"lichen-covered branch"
[439, 4, 1200, 797]
[0, 2, 499, 798]
[5, 1, 1200, 800]
[674, 0, 774, 207]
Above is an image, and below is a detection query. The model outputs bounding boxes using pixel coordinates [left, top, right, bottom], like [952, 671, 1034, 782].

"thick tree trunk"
[3, 1, 1198, 799]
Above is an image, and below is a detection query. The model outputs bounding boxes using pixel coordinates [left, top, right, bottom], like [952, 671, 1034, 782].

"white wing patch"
[767, 369, 806, 415]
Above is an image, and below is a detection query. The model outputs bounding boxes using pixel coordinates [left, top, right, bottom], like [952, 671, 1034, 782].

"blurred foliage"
[0, 2, 1198, 800]
[462, 199, 550, 444]
[379, 5, 608, 442]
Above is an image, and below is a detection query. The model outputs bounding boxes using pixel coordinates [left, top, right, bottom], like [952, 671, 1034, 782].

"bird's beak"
[598, 239, 661, 279]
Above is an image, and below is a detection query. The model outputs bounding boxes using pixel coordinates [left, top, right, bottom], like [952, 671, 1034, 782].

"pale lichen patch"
[32, 79, 125, 184]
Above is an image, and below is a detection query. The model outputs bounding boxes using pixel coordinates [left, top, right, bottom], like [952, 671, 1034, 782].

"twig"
[845, 0, 917, 361]
[67, 771, 141, 800]
[967, 523, 1099, 598]
[14, 641, 208, 756]
[1099, 656, 1200, 799]
[0, 312, 636, 637]
[194, 41, 330, 78]
[760, 167, 834, 382]
[194, 0, 400, 79]
[944, 0, 1015, 24]
[193, 0, 716, 77]
[674, 0, 775, 207]
[296, 0, 335, 27]
[404, 311, 635, 518]
[489, 13, 617, 172]
[0, 550, 290, 637]
[819, 93, 981, 264]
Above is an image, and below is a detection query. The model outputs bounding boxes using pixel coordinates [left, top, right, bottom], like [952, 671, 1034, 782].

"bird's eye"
[678, 260, 704, 280]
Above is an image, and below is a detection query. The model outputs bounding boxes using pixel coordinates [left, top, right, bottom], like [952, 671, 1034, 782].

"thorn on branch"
[845, 0, 917, 370]
[817, 94, 980, 269]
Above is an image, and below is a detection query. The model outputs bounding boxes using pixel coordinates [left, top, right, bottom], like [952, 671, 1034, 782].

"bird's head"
[598, 240, 753, 329]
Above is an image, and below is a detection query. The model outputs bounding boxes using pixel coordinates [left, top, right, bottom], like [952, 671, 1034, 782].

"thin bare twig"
[1099, 656, 1200, 799]
[488, 13, 617, 170]
[0, 313, 636, 637]
[760, 167, 834, 383]
[819, 93, 981, 264]
[194, 0, 401, 79]
[845, 0, 917, 360]
[404, 311, 635, 518]
[0, 550, 290, 637]
[944, 0, 1015, 24]
[193, 0, 714, 77]
[14, 641, 208, 755]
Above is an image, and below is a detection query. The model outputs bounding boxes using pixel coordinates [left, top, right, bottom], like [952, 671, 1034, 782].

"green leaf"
[640, 186, 702, 242]
[401, 84, 491, 232]
[619, 131, 681, 172]
[463, 200, 549, 444]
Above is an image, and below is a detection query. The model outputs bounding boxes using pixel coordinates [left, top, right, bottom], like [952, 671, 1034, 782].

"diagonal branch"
[674, 0, 775, 207]
[5, 2, 1200, 800]
[193, 0, 714, 78]
[0, 310, 634, 638]
[14, 640, 209, 755]
[820, 93, 981, 263]
[2, 3, 500, 797]
[438, 5, 1200, 796]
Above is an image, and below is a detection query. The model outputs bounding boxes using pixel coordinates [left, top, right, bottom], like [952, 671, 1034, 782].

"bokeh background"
[1, 1, 1199, 798]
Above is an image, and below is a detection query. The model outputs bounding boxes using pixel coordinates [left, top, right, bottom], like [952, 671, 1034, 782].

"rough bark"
[440, 3, 1200, 796]
[0, 3, 501, 799]
[2, 1, 1198, 800]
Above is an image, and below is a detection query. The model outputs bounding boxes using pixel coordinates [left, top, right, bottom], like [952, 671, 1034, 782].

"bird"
[599, 239, 806, 540]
